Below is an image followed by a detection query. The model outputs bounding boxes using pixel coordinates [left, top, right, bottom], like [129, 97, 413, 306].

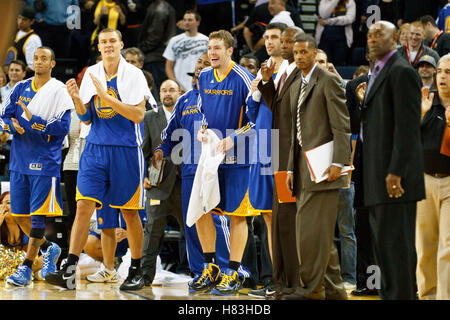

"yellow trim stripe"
[76, 187, 103, 209]
[31, 184, 63, 216]
[214, 61, 235, 82]
[109, 205, 145, 210]
[111, 184, 143, 209]
[31, 78, 40, 92]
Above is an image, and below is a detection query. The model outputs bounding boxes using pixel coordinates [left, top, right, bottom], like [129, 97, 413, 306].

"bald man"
[362, 21, 425, 300]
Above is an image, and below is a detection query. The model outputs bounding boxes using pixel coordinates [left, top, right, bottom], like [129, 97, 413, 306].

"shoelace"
[217, 273, 233, 288]
[195, 268, 211, 284]
[15, 265, 28, 277]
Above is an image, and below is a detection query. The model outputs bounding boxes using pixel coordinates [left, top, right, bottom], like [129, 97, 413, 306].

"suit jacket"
[258, 67, 300, 171]
[141, 105, 178, 201]
[361, 52, 425, 207]
[346, 74, 368, 208]
[287, 66, 351, 195]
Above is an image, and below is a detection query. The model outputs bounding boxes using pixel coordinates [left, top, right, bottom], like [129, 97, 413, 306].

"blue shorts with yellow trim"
[95, 205, 147, 230]
[248, 162, 273, 214]
[76, 142, 145, 210]
[212, 166, 259, 217]
[10, 171, 63, 217]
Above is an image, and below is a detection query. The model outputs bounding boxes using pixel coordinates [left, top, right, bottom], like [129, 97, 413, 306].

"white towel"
[24, 77, 74, 121]
[79, 56, 156, 107]
[186, 129, 225, 227]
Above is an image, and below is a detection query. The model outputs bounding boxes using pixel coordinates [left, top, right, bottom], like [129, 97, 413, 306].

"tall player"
[190, 30, 257, 295]
[45, 28, 151, 290]
[1, 46, 73, 286]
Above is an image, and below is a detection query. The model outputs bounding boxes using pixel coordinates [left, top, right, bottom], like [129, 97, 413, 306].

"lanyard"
[406, 45, 423, 66]
[430, 31, 443, 49]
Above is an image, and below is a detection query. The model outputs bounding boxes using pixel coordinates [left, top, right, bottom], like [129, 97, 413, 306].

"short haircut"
[353, 65, 369, 77]
[398, 23, 410, 37]
[240, 53, 259, 66]
[184, 10, 201, 22]
[36, 46, 55, 61]
[437, 53, 450, 68]
[122, 47, 145, 63]
[209, 30, 234, 49]
[9, 60, 26, 71]
[160, 79, 180, 91]
[284, 26, 305, 37]
[294, 34, 317, 49]
[420, 15, 438, 28]
[410, 21, 425, 31]
[266, 22, 288, 33]
[98, 28, 122, 41]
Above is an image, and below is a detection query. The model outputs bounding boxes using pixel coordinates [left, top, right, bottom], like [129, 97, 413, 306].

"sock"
[130, 258, 141, 274]
[23, 259, 33, 269]
[40, 240, 51, 251]
[66, 253, 79, 270]
[203, 252, 216, 264]
[228, 260, 240, 272]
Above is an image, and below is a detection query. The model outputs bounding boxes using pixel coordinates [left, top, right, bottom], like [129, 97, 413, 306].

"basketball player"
[45, 28, 151, 290]
[1, 46, 73, 286]
[190, 30, 257, 295]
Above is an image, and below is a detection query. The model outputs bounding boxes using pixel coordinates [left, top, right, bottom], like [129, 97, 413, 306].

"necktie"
[296, 79, 308, 146]
[365, 65, 380, 97]
[277, 70, 288, 94]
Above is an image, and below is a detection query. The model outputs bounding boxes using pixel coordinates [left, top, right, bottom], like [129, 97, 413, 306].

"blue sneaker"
[188, 263, 221, 294]
[6, 265, 32, 287]
[41, 242, 61, 279]
[211, 268, 242, 295]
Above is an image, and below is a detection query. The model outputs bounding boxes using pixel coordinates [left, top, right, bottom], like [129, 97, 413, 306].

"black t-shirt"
[435, 32, 450, 57]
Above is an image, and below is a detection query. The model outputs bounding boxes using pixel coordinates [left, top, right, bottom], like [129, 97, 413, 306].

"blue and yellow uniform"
[0, 78, 71, 217]
[157, 86, 234, 276]
[197, 62, 257, 217]
[76, 75, 145, 210]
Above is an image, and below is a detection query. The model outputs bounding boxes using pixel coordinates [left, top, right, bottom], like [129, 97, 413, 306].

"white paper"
[304, 141, 352, 183]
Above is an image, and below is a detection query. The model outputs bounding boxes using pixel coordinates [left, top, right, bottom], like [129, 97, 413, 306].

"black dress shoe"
[351, 288, 378, 296]
[143, 275, 153, 287]
[120, 270, 145, 291]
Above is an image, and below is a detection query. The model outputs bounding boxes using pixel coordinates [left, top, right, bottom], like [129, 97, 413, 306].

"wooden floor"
[0, 280, 380, 300]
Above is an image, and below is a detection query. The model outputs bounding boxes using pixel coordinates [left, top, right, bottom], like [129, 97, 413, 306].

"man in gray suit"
[284, 34, 351, 300]
[141, 79, 184, 286]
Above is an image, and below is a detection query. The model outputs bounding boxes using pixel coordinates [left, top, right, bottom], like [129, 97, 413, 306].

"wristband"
[77, 108, 91, 122]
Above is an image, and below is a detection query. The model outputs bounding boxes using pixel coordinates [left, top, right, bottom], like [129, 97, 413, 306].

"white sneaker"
[343, 282, 356, 290]
[86, 264, 119, 283]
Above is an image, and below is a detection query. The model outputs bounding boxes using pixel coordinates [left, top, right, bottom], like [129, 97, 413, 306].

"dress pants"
[294, 188, 346, 299]
[368, 202, 418, 300]
[271, 185, 300, 294]
[416, 174, 450, 300]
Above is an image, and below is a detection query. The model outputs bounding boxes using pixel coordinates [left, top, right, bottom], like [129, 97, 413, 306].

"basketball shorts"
[212, 166, 259, 217]
[76, 142, 145, 210]
[10, 171, 63, 217]
[248, 162, 273, 215]
[95, 204, 147, 230]
[88, 230, 129, 258]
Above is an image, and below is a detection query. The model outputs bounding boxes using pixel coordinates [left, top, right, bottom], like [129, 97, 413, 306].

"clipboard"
[274, 171, 296, 203]
[304, 141, 354, 184]
[148, 160, 166, 187]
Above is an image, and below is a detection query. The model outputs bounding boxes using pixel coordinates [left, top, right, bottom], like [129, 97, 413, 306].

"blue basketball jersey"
[0, 78, 71, 177]
[86, 75, 144, 147]
[157, 86, 203, 178]
[197, 62, 255, 167]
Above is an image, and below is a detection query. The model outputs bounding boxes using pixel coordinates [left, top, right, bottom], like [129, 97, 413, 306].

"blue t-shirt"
[87, 75, 144, 148]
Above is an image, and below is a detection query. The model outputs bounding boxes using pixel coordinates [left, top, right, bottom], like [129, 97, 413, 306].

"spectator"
[163, 10, 209, 92]
[90, 0, 127, 61]
[268, 0, 294, 27]
[397, 23, 410, 47]
[138, 0, 177, 95]
[4, 6, 42, 77]
[416, 55, 450, 300]
[1, 60, 27, 104]
[315, 48, 344, 83]
[121, 0, 149, 48]
[70, 0, 97, 69]
[397, 0, 440, 26]
[420, 15, 450, 57]
[196, 0, 235, 37]
[352, 65, 369, 78]
[26, 0, 79, 59]
[0, 69, 7, 91]
[437, 0, 450, 32]
[239, 54, 259, 76]
[417, 55, 437, 89]
[398, 21, 440, 68]
[316, 0, 356, 66]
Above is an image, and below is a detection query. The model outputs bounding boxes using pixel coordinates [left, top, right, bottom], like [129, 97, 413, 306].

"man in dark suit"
[141, 79, 184, 286]
[284, 34, 351, 300]
[257, 26, 304, 297]
[362, 21, 425, 300]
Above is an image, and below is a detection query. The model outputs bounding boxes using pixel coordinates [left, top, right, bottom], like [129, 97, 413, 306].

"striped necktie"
[296, 79, 308, 146]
